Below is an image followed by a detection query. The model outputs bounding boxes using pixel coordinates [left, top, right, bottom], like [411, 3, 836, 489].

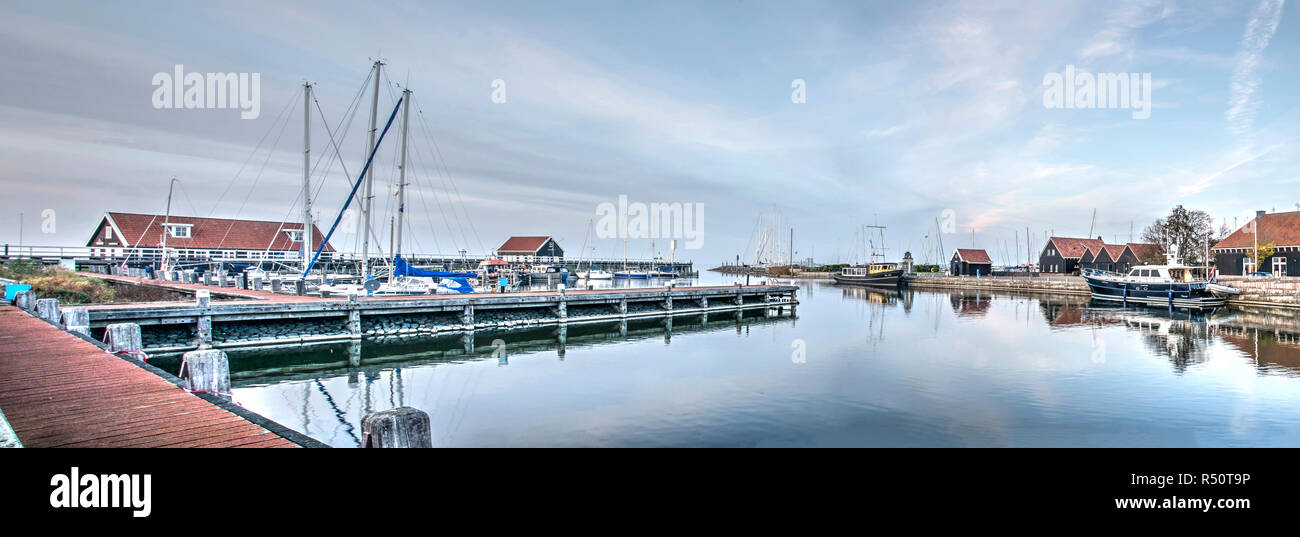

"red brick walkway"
[0, 305, 298, 447]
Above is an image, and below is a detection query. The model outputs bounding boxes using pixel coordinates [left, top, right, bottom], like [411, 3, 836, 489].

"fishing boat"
[833, 263, 904, 287]
[1081, 247, 1239, 308]
[832, 219, 902, 287]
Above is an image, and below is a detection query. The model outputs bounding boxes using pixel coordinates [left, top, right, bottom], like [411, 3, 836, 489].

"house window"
[105, 226, 114, 240]
[166, 224, 191, 238]
[1273, 256, 1287, 277]
[284, 229, 304, 243]
[1243, 258, 1255, 274]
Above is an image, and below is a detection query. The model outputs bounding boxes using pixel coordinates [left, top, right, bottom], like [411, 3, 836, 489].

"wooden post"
[196, 316, 213, 347]
[196, 289, 211, 309]
[294, 280, 306, 296]
[235, 274, 246, 290]
[35, 298, 59, 322]
[618, 298, 628, 316]
[14, 290, 35, 311]
[462, 304, 474, 325]
[181, 349, 230, 396]
[271, 279, 282, 293]
[252, 277, 264, 291]
[103, 323, 142, 354]
[61, 307, 89, 335]
[361, 407, 432, 448]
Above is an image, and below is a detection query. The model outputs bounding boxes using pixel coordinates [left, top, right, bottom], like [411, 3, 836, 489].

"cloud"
[1226, 0, 1286, 143]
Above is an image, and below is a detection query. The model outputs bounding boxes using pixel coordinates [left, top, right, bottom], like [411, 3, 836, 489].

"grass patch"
[2, 262, 116, 304]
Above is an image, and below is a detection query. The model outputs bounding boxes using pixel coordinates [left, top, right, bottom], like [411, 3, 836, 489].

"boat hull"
[832, 269, 903, 288]
[1082, 275, 1226, 308]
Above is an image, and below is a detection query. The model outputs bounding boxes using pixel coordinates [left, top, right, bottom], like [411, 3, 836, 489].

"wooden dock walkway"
[0, 305, 304, 448]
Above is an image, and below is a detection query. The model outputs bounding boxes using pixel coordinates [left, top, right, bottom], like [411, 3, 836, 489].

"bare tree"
[1141, 205, 1215, 265]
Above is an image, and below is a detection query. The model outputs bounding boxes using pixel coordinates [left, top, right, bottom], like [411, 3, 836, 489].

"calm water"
[185, 274, 1300, 447]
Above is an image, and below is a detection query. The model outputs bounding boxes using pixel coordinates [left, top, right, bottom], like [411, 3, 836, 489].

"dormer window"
[166, 224, 192, 239]
[284, 229, 304, 243]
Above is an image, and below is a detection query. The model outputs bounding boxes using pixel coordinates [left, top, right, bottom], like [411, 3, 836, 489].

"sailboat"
[573, 220, 613, 280]
[613, 234, 649, 279]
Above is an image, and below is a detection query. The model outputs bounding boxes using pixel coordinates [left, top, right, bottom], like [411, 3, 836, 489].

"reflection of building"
[1212, 210, 1300, 276]
[1216, 325, 1300, 374]
[949, 292, 991, 317]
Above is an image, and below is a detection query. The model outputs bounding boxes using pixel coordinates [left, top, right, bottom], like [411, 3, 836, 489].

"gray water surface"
[218, 274, 1300, 447]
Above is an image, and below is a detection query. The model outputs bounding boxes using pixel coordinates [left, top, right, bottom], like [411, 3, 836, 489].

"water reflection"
[215, 278, 1300, 447]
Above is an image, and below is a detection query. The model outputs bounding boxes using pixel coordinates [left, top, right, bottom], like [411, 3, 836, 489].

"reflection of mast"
[313, 379, 359, 446]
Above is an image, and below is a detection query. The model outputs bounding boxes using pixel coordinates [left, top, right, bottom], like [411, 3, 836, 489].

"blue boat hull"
[1082, 275, 1225, 308]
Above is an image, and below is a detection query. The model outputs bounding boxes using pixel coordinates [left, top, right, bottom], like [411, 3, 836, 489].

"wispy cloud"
[1226, 0, 1285, 143]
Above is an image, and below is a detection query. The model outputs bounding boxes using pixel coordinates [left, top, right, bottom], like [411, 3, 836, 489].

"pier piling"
[103, 323, 142, 354]
[361, 406, 433, 448]
[196, 289, 211, 309]
[35, 298, 59, 323]
[61, 307, 89, 335]
[180, 349, 231, 397]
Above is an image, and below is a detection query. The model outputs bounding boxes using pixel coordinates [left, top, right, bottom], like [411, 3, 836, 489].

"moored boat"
[832, 263, 904, 287]
[1081, 249, 1237, 308]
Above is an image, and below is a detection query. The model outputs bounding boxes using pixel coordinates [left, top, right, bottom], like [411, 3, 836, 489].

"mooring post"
[196, 289, 211, 309]
[697, 296, 708, 309]
[270, 279, 282, 293]
[218, 272, 228, 287]
[348, 293, 361, 338]
[618, 298, 628, 316]
[14, 290, 35, 311]
[196, 316, 213, 348]
[252, 276, 264, 291]
[555, 285, 567, 320]
[294, 279, 306, 296]
[462, 304, 474, 326]
[235, 273, 246, 290]
[103, 323, 142, 354]
[361, 406, 433, 448]
[35, 298, 59, 323]
[180, 349, 230, 396]
[663, 294, 673, 311]
[203, 272, 215, 286]
[61, 307, 89, 335]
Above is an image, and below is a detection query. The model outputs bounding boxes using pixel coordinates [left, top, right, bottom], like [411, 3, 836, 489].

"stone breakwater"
[905, 275, 1090, 295]
[1217, 277, 1300, 309]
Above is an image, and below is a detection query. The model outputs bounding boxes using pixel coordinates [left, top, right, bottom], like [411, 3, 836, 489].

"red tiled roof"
[1213, 211, 1300, 249]
[1048, 237, 1106, 259]
[1103, 244, 1127, 260]
[955, 248, 992, 263]
[97, 212, 334, 251]
[497, 236, 552, 254]
[1125, 243, 1163, 262]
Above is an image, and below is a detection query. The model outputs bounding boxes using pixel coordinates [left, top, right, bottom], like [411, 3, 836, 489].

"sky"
[0, 0, 1297, 267]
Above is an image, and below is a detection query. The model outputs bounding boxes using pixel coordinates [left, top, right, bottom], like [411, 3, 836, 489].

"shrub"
[23, 268, 116, 304]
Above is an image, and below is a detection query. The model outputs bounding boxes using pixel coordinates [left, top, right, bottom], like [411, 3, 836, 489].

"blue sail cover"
[394, 255, 478, 278]
[439, 277, 475, 294]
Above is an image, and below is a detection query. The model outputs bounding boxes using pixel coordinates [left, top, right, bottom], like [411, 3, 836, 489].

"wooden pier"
[0, 305, 317, 447]
[79, 273, 799, 355]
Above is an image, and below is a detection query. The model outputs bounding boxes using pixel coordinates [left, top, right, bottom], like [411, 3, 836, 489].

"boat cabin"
[842, 263, 897, 276]
[1120, 266, 1210, 282]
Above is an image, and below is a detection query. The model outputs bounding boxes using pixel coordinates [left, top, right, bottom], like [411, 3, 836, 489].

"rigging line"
[314, 379, 360, 447]
[309, 71, 371, 205]
[205, 89, 299, 218]
[412, 97, 486, 253]
[213, 85, 300, 251]
[303, 95, 405, 278]
[405, 163, 445, 254]
[409, 100, 473, 252]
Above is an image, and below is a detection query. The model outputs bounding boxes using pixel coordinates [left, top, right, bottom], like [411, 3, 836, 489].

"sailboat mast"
[360, 60, 383, 279]
[394, 87, 411, 264]
[302, 82, 313, 273]
[161, 176, 177, 272]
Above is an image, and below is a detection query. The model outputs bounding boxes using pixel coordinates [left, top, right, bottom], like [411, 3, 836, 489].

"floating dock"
[0, 305, 319, 447]
[80, 273, 800, 356]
